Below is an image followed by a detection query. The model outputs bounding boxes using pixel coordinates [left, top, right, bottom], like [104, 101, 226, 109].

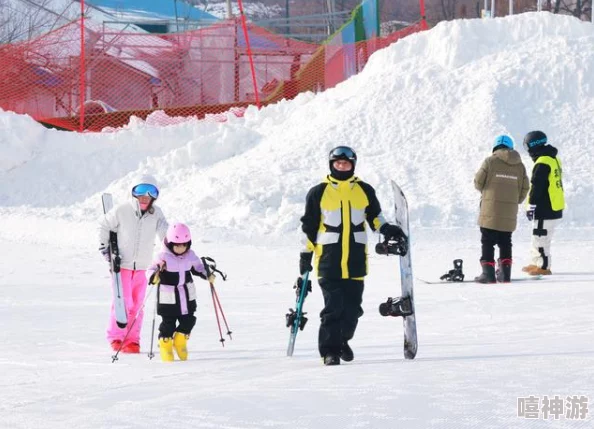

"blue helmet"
[493, 135, 514, 151]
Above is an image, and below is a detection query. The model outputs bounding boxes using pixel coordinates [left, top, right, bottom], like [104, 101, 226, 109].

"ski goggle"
[132, 183, 159, 199]
[329, 146, 357, 162]
[523, 137, 547, 151]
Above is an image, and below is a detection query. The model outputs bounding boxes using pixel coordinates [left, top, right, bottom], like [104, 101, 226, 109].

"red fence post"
[419, 0, 428, 30]
[237, 0, 261, 108]
[79, 0, 86, 132]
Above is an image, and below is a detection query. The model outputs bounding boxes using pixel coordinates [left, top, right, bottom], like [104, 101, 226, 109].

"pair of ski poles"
[202, 257, 233, 346]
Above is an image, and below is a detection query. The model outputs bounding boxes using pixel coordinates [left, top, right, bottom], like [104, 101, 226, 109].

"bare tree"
[440, 0, 458, 19]
[509, 0, 592, 20]
[0, 0, 79, 44]
[553, 0, 592, 18]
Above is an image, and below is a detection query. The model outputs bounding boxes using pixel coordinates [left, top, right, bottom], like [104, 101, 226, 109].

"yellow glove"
[149, 271, 161, 285]
[208, 274, 216, 283]
[149, 261, 166, 285]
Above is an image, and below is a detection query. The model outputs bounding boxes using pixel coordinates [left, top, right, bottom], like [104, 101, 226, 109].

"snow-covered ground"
[1, 12, 593, 429]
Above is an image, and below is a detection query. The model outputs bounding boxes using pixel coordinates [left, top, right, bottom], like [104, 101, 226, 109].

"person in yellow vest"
[298, 146, 407, 366]
[522, 131, 565, 275]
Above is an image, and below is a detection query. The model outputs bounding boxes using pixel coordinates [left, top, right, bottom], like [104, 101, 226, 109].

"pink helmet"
[166, 223, 191, 244]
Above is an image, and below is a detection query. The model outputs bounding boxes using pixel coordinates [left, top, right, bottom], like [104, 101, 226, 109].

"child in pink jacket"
[146, 223, 210, 362]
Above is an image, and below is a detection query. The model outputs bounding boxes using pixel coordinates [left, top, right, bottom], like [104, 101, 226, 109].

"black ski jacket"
[528, 145, 563, 220]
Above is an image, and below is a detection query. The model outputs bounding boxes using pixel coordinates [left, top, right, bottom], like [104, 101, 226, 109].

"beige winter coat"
[474, 149, 529, 232]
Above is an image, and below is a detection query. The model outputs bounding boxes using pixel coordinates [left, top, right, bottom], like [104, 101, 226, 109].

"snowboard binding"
[286, 308, 308, 330]
[440, 259, 465, 282]
[375, 236, 408, 256]
[379, 296, 413, 318]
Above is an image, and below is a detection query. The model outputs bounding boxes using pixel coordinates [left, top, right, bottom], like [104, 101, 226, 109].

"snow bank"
[1, 13, 593, 244]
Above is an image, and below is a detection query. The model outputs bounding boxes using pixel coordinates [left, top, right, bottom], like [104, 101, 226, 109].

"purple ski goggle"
[132, 183, 159, 199]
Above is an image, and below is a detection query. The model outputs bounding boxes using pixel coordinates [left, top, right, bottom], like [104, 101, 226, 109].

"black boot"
[323, 354, 340, 366]
[496, 258, 512, 283]
[475, 261, 496, 284]
[340, 341, 354, 362]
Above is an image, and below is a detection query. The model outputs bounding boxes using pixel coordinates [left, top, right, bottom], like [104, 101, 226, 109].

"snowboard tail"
[102, 193, 128, 329]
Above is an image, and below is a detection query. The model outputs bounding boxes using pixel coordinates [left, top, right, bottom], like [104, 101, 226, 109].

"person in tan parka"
[474, 135, 529, 283]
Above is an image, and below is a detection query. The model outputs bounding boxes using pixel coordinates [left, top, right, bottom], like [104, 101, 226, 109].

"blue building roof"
[86, 0, 219, 22]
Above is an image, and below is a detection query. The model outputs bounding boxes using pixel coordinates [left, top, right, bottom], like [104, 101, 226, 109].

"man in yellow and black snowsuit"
[298, 146, 407, 366]
[521, 131, 564, 275]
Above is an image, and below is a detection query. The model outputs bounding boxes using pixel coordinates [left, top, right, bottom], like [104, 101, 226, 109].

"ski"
[416, 276, 544, 285]
[101, 193, 128, 329]
[376, 181, 418, 360]
[286, 271, 310, 357]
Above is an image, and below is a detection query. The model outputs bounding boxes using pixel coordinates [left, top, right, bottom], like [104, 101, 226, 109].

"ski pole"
[209, 282, 225, 346]
[200, 257, 229, 346]
[147, 288, 158, 360]
[146, 263, 165, 360]
[212, 285, 232, 340]
[112, 283, 156, 363]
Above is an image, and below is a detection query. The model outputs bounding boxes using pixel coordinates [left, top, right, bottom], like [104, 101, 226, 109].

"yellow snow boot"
[173, 332, 189, 361]
[159, 337, 174, 362]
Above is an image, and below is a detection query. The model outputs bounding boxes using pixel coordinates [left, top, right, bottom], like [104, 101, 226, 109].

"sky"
[1, 12, 593, 429]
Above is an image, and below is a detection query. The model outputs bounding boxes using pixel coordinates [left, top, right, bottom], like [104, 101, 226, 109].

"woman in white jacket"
[99, 174, 169, 353]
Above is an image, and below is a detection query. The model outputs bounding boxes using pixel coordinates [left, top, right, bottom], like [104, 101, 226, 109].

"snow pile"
[1, 13, 593, 245]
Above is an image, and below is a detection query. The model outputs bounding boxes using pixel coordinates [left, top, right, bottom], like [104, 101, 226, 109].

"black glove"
[191, 267, 207, 280]
[299, 252, 313, 275]
[526, 204, 536, 221]
[99, 246, 110, 262]
[380, 223, 406, 241]
[379, 223, 409, 256]
[294, 276, 312, 298]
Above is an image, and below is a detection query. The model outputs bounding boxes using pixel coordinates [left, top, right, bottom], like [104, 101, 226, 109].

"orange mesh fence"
[0, 21, 83, 126]
[0, 18, 425, 132]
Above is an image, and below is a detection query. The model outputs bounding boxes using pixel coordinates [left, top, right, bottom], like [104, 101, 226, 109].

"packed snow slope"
[1, 12, 594, 245]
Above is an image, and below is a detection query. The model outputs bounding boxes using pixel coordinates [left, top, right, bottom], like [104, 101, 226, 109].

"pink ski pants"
[106, 268, 148, 345]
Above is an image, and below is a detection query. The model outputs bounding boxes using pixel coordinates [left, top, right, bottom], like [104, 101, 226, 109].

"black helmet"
[328, 146, 357, 180]
[523, 131, 547, 152]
